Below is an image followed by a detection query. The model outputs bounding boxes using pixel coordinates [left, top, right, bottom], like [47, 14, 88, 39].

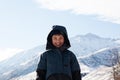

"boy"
[36, 25, 81, 80]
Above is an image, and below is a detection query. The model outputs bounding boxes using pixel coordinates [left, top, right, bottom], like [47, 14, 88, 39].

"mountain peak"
[84, 33, 100, 39]
[73, 33, 101, 40]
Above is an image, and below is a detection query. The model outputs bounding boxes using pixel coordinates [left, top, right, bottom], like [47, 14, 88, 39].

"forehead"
[52, 34, 64, 37]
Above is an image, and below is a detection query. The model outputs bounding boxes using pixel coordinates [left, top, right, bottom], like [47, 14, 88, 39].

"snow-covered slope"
[10, 72, 36, 80]
[0, 45, 45, 80]
[79, 47, 120, 68]
[0, 33, 120, 80]
[70, 33, 119, 56]
[82, 66, 114, 80]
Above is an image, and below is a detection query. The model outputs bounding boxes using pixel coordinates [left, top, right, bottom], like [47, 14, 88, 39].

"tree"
[112, 48, 120, 80]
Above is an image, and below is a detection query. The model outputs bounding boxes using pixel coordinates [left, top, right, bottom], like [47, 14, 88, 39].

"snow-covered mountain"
[70, 33, 119, 56]
[0, 45, 45, 80]
[0, 33, 120, 80]
[79, 47, 120, 68]
[82, 66, 114, 80]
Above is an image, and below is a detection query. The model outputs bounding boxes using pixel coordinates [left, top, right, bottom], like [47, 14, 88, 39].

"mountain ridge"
[0, 33, 120, 80]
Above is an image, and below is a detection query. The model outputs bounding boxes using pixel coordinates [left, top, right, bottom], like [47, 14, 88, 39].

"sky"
[0, 0, 120, 61]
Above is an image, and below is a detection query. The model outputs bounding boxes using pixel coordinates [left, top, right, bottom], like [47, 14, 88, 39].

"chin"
[55, 45, 62, 48]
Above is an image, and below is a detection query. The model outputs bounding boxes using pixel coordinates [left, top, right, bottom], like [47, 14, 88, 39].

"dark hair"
[49, 30, 65, 38]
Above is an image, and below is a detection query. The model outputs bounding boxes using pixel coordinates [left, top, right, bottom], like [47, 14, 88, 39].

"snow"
[20, 60, 31, 66]
[79, 62, 92, 73]
[3, 70, 14, 76]
[115, 39, 120, 44]
[79, 47, 120, 68]
[10, 72, 36, 80]
[83, 66, 114, 80]
[0, 48, 24, 62]
[70, 33, 119, 57]
[0, 33, 120, 80]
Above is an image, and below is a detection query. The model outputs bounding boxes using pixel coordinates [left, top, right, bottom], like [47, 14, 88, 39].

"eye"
[59, 37, 63, 40]
[52, 36, 57, 40]
[54, 37, 57, 40]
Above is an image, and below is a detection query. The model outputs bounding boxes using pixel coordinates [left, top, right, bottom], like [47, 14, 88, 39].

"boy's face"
[52, 34, 64, 48]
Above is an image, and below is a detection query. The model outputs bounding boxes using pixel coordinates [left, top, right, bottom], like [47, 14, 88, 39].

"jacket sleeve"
[72, 70, 81, 80]
[70, 53, 82, 80]
[36, 53, 47, 80]
[36, 69, 46, 80]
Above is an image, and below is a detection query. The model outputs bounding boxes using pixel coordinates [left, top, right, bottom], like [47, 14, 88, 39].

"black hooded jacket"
[36, 25, 81, 80]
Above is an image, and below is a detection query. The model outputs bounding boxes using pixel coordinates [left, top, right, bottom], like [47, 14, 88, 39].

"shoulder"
[66, 50, 73, 53]
[66, 50, 76, 57]
[43, 49, 53, 53]
[41, 49, 53, 56]
[66, 50, 78, 62]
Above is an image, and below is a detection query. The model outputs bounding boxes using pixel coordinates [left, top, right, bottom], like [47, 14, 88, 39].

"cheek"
[61, 39, 64, 44]
[52, 39, 55, 44]
[52, 40, 56, 44]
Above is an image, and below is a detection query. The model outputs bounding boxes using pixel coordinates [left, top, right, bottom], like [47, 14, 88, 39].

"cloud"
[35, 0, 120, 24]
[0, 48, 24, 62]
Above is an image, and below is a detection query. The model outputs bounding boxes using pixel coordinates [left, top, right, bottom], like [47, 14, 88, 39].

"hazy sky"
[0, 0, 120, 61]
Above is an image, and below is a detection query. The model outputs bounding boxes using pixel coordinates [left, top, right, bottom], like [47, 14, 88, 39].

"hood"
[46, 25, 71, 50]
